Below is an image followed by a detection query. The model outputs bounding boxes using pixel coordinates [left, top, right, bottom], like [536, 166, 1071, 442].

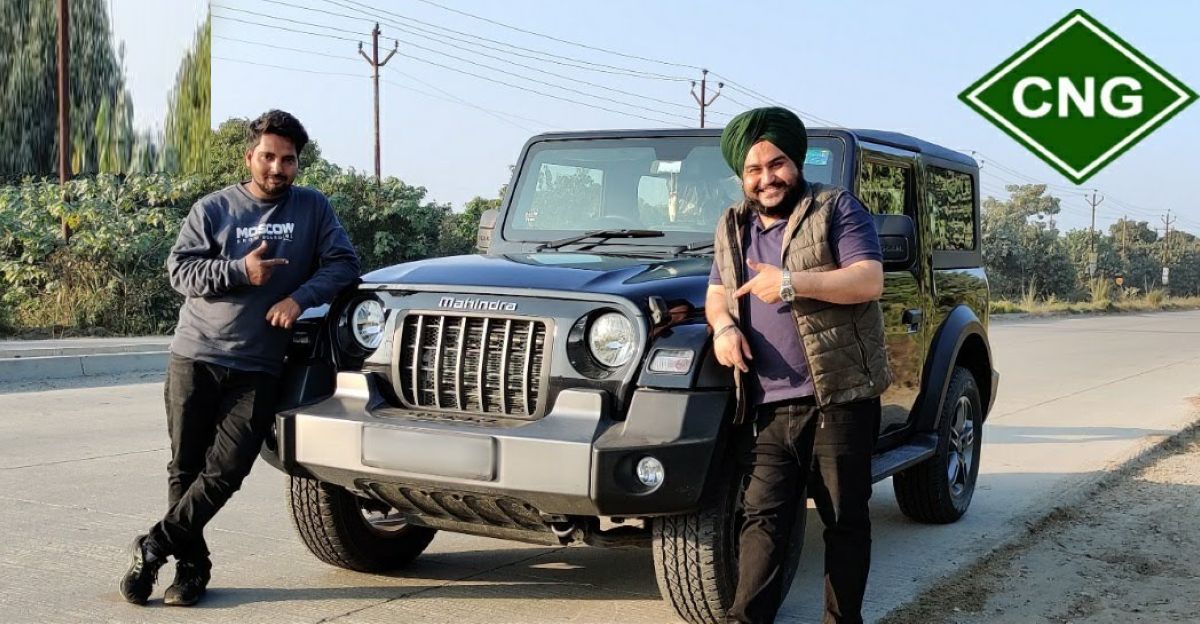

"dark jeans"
[728, 397, 880, 624]
[145, 354, 279, 565]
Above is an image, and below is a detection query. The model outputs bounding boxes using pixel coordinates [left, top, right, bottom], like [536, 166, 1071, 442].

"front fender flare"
[913, 305, 995, 431]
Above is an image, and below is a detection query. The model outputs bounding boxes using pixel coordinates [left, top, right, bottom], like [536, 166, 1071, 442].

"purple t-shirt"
[709, 191, 882, 406]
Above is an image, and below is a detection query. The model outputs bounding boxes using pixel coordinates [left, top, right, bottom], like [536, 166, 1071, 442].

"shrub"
[0, 168, 476, 335]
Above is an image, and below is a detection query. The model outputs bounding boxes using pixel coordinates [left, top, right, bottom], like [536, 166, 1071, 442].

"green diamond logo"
[960, 9, 1197, 184]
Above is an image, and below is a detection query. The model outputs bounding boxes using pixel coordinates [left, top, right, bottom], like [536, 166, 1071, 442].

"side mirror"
[476, 208, 499, 253]
[873, 214, 917, 272]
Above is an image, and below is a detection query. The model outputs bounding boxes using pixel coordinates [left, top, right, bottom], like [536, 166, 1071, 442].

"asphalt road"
[2, 311, 1198, 623]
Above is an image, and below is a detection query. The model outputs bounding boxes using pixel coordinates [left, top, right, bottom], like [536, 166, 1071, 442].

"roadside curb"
[0, 351, 168, 383]
[991, 305, 1200, 323]
[878, 404, 1200, 623]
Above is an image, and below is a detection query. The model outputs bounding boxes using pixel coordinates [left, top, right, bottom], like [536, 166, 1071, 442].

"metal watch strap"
[780, 269, 794, 301]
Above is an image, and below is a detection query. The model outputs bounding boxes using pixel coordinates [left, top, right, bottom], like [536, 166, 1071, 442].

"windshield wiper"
[675, 239, 715, 254]
[536, 229, 664, 251]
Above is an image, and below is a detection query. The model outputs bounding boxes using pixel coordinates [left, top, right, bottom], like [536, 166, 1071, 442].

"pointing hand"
[245, 240, 288, 286]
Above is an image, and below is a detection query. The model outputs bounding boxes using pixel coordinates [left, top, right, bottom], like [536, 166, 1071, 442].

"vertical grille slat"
[410, 315, 425, 407]
[432, 317, 446, 409]
[477, 318, 490, 413]
[523, 322, 535, 413]
[396, 312, 546, 418]
[499, 320, 512, 415]
[453, 316, 467, 409]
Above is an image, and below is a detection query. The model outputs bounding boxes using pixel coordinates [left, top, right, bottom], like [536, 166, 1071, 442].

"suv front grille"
[395, 313, 548, 417]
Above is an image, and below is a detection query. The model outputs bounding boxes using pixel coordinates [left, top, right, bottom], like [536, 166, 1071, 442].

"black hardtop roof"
[527, 127, 977, 168]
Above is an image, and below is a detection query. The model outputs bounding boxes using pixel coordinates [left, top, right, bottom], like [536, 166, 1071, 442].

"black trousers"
[145, 354, 279, 564]
[728, 397, 880, 624]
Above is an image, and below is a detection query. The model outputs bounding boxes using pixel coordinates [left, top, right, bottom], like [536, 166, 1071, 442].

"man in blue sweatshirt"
[120, 110, 360, 606]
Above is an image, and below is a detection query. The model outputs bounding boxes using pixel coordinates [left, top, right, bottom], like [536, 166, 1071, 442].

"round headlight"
[350, 299, 385, 350]
[587, 312, 636, 368]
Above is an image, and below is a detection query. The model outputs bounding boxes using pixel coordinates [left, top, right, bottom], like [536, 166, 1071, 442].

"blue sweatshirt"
[167, 183, 360, 374]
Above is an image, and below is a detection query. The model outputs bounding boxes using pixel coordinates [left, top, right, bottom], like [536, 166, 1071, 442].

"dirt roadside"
[881, 400, 1200, 624]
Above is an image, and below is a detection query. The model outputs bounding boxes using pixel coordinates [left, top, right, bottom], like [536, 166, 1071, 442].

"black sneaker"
[119, 535, 166, 605]
[163, 559, 211, 607]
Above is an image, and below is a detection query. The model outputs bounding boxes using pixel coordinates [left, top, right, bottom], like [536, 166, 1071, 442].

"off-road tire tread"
[653, 509, 729, 624]
[288, 476, 435, 572]
[893, 366, 980, 524]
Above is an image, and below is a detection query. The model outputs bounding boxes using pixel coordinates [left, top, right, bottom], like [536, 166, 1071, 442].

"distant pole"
[57, 0, 71, 241]
[1160, 209, 1176, 266]
[690, 69, 723, 128]
[359, 24, 398, 184]
[1119, 215, 1128, 261]
[1084, 190, 1103, 276]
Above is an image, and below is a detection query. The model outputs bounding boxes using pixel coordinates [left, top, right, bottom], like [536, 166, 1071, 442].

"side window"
[927, 167, 976, 251]
[858, 160, 908, 215]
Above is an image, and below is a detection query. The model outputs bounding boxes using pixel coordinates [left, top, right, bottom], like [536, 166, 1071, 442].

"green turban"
[720, 107, 808, 178]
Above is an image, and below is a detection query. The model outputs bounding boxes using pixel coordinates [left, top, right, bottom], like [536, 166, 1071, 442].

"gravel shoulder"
[881, 399, 1200, 624]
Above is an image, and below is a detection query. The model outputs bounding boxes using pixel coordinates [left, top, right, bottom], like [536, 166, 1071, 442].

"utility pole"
[1119, 215, 1128, 261]
[57, 0, 71, 241]
[1084, 189, 1103, 276]
[690, 69, 723, 128]
[358, 24, 397, 184]
[1160, 210, 1176, 266]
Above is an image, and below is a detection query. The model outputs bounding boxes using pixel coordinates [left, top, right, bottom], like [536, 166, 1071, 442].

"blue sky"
[204, 1, 1199, 235]
[110, 0, 208, 131]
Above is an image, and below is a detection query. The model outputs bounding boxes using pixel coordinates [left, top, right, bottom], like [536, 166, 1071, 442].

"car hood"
[361, 252, 713, 308]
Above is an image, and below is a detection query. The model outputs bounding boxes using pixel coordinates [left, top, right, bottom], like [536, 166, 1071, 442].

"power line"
[212, 4, 368, 38]
[709, 74, 846, 128]
[214, 34, 356, 60]
[386, 48, 688, 127]
[212, 13, 362, 42]
[218, 7, 695, 126]
[213, 52, 538, 133]
[385, 43, 697, 124]
[966, 151, 1186, 227]
[350, 18, 702, 116]
[406, 0, 702, 72]
[326, 0, 693, 82]
[271, 0, 691, 82]
[216, 32, 546, 131]
[212, 55, 366, 78]
[381, 74, 541, 133]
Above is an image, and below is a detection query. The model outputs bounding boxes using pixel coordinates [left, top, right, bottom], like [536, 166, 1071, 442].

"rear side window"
[927, 167, 976, 251]
[857, 160, 908, 215]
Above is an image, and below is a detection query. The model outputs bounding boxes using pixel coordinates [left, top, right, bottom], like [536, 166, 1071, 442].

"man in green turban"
[706, 107, 890, 623]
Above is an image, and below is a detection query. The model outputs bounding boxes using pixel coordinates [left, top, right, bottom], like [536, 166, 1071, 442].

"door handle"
[902, 309, 923, 334]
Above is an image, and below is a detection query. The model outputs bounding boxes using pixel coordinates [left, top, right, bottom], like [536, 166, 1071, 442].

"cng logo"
[960, 10, 1196, 184]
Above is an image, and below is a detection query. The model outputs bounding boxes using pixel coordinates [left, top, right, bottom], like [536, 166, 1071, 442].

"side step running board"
[870, 433, 938, 483]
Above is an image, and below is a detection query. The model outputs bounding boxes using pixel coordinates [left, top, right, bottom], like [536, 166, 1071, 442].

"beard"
[745, 178, 804, 219]
[255, 173, 292, 197]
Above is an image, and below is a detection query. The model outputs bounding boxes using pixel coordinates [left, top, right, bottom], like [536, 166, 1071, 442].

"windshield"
[503, 135, 846, 246]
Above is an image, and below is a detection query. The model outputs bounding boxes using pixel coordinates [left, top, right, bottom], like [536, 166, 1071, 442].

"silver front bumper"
[275, 372, 728, 517]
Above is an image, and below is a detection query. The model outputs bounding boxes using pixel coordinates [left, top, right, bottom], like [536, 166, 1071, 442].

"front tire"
[288, 476, 436, 572]
[651, 464, 806, 623]
[893, 366, 983, 523]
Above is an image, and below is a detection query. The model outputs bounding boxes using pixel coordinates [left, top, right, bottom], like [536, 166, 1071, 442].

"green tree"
[162, 16, 210, 175]
[981, 184, 1076, 299]
[438, 190, 504, 256]
[0, 0, 130, 178]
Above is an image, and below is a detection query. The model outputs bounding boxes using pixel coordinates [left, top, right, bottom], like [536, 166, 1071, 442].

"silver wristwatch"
[780, 269, 795, 302]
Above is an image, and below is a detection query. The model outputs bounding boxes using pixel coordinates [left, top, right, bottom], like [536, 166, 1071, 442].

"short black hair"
[247, 109, 309, 156]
